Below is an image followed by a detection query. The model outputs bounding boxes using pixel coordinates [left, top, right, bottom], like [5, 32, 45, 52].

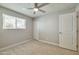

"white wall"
[33, 8, 75, 45]
[33, 14, 59, 44]
[0, 6, 33, 48]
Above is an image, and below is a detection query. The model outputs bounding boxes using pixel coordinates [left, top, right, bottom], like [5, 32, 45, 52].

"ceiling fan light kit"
[33, 8, 39, 12]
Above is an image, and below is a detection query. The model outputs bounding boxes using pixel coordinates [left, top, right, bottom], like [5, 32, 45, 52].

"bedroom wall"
[0, 6, 33, 48]
[33, 14, 59, 44]
[33, 8, 75, 45]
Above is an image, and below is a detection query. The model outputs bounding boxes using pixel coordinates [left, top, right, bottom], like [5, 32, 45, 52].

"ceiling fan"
[27, 3, 49, 14]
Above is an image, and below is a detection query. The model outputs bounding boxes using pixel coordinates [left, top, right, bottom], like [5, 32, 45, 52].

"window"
[3, 14, 16, 29]
[3, 14, 26, 29]
[17, 18, 26, 29]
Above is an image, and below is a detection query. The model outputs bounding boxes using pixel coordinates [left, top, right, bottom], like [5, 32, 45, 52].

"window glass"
[3, 14, 16, 29]
[17, 18, 26, 29]
[3, 14, 26, 29]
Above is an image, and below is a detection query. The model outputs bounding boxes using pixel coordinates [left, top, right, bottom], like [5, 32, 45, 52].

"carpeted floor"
[0, 39, 79, 55]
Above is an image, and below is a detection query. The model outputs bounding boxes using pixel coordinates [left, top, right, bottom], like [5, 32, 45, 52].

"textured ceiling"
[0, 3, 77, 18]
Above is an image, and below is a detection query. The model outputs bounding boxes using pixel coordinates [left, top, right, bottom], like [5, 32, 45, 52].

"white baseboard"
[0, 39, 32, 51]
[36, 39, 77, 51]
[35, 39, 59, 46]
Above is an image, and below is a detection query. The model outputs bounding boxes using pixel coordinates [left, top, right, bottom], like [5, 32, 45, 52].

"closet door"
[33, 20, 40, 40]
[59, 12, 77, 51]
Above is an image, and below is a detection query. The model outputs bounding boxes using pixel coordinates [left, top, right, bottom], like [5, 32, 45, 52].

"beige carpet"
[0, 39, 79, 55]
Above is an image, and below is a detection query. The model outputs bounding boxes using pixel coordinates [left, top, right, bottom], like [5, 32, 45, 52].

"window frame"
[3, 13, 26, 29]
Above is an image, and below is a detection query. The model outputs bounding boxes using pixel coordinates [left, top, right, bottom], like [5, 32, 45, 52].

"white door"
[59, 12, 77, 51]
[33, 20, 40, 40]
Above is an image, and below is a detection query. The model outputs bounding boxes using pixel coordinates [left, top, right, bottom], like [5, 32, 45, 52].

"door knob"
[59, 32, 62, 34]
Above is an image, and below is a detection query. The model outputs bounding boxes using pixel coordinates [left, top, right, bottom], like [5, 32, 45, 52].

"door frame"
[59, 12, 77, 51]
[76, 11, 79, 52]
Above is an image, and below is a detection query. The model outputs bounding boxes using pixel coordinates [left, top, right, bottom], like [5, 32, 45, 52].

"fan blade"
[27, 8, 33, 9]
[38, 3, 49, 8]
[39, 9, 46, 13]
[34, 3, 38, 7]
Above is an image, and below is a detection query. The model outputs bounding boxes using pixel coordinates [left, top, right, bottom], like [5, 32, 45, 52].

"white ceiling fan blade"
[39, 9, 46, 13]
[38, 3, 49, 8]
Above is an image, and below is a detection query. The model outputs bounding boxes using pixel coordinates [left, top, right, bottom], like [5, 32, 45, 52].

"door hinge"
[76, 44, 78, 48]
[77, 30, 78, 32]
[76, 15, 78, 18]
